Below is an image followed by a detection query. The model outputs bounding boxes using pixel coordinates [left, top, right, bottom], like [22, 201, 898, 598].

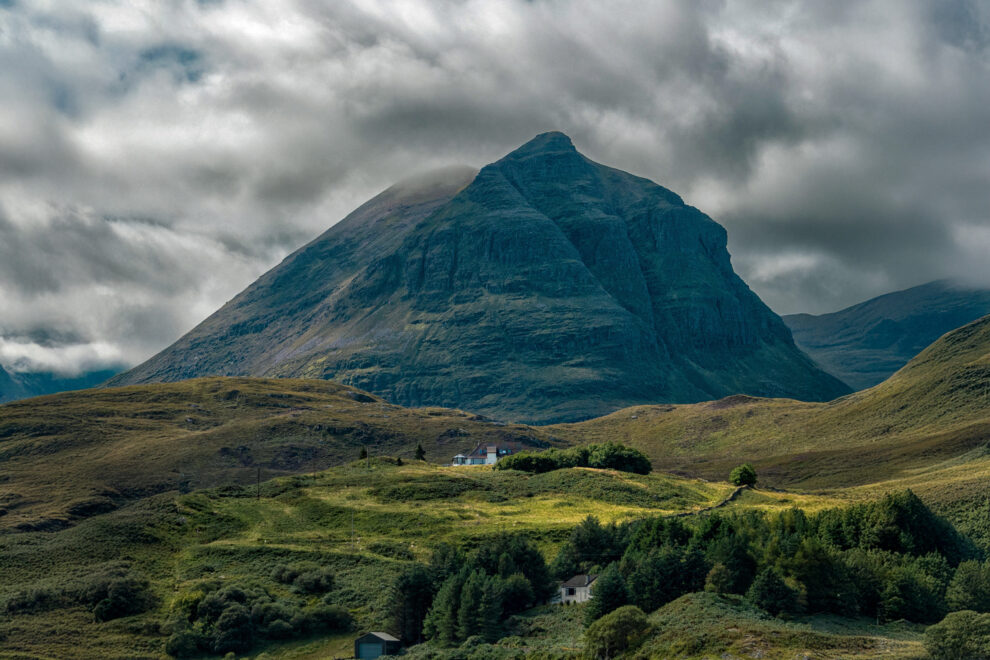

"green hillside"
[2, 314, 989, 658]
[0, 378, 552, 532]
[555, 314, 990, 500]
[0, 460, 840, 659]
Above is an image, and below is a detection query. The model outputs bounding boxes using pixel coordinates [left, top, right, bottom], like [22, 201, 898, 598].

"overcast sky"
[1, 0, 989, 375]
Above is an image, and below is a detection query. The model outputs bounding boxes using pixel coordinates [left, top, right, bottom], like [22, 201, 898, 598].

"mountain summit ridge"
[110, 132, 849, 422]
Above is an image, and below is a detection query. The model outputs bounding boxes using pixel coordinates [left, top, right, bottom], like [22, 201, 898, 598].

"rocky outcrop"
[110, 132, 849, 422]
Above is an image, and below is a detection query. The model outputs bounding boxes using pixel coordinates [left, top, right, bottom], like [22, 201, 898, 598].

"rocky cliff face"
[110, 132, 849, 422]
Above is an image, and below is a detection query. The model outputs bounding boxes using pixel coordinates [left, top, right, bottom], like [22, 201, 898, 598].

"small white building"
[451, 442, 520, 466]
[560, 574, 597, 604]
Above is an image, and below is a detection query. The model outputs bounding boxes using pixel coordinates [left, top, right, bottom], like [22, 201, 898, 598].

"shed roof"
[561, 574, 598, 588]
[357, 631, 400, 642]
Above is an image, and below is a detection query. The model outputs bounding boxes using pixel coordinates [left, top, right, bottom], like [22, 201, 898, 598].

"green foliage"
[746, 566, 800, 616]
[582, 605, 652, 660]
[420, 534, 551, 645]
[729, 463, 756, 487]
[815, 490, 976, 564]
[585, 563, 628, 624]
[415, 443, 426, 461]
[270, 562, 334, 594]
[495, 443, 651, 475]
[3, 563, 153, 622]
[359, 447, 368, 460]
[165, 581, 353, 657]
[925, 610, 990, 659]
[948, 560, 990, 612]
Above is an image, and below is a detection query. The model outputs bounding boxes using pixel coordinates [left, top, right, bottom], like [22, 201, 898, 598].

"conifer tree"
[585, 563, 628, 624]
[415, 444, 426, 461]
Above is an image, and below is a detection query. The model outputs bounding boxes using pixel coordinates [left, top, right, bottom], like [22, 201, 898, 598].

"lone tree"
[359, 447, 368, 460]
[415, 444, 426, 461]
[729, 463, 757, 487]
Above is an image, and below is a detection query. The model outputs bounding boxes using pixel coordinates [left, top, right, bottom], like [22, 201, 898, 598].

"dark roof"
[357, 631, 400, 642]
[561, 574, 598, 588]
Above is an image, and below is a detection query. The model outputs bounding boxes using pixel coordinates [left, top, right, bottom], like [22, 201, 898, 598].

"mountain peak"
[507, 131, 577, 158]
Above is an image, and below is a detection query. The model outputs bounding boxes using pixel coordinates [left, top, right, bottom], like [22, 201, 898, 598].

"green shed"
[354, 631, 401, 659]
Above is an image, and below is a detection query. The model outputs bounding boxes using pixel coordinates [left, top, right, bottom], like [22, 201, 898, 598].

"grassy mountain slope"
[0, 378, 552, 532]
[784, 279, 990, 390]
[3, 314, 989, 534]
[0, 460, 843, 659]
[555, 313, 990, 500]
[2, 316, 989, 658]
[110, 132, 848, 423]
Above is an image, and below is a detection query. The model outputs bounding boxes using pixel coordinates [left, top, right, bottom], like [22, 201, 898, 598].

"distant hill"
[0, 364, 120, 404]
[783, 279, 990, 390]
[109, 132, 848, 422]
[5, 313, 990, 532]
[560, 313, 990, 496]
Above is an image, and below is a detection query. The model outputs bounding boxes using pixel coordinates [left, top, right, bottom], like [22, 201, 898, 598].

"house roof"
[462, 440, 526, 459]
[357, 631, 400, 642]
[561, 574, 598, 588]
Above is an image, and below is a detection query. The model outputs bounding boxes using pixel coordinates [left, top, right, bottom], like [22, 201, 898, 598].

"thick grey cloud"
[0, 0, 989, 374]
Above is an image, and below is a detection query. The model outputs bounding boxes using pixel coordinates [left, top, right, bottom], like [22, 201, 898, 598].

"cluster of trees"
[165, 581, 352, 657]
[552, 491, 982, 628]
[388, 534, 556, 646]
[4, 563, 153, 622]
[495, 442, 651, 475]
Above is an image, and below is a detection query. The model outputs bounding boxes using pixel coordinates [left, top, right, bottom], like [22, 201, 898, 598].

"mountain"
[0, 365, 24, 402]
[0, 365, 122, 404]
[783, 279, 990, 390]
[562, 313, 990, 495]
[109, 132, 849, 422]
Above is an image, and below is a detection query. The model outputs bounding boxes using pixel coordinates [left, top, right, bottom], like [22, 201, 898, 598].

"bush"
[583, 605, 652, 660]
[746, 566, 800, 616]
[270, 562, 334, 594]
[213, 603, 253, 654]
[925, 610, 990, 659]
[495, 443, 651, 475]
[164, 629, 203, 658]
[729, 464, 756, 487]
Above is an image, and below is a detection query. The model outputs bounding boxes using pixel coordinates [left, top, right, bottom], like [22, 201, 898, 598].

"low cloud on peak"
[1, 0, 989, 372]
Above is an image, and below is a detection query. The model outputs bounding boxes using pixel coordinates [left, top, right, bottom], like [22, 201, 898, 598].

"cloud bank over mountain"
[1, 0, 988, 372]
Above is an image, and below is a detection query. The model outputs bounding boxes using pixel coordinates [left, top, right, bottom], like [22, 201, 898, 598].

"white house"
[451, 442, 520, 466]
[560, 574, 597, 604]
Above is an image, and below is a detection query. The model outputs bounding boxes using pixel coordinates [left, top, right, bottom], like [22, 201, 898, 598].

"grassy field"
[1, 318, 989, 657]
[0, 460, 851, 659]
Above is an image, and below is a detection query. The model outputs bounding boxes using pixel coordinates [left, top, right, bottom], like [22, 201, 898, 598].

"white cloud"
[0, 0, 989, 372]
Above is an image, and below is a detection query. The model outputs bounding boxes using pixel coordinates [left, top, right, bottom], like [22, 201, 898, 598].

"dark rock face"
[110, 132, 849, 422]
[784, 280, 990, 390]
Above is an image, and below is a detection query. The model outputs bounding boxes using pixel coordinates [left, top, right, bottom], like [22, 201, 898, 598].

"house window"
[566, 588, 575, 596]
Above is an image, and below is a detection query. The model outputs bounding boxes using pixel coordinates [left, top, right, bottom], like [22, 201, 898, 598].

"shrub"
[583, 605, 652, 660]
[729, 464, 757, 487]
[213, 603, 253, 654]
[585, 563, 628, 624]
[746, 566, 800, 616]
[925, 610, 990, 659]
[949, 560, 990, 612]
[271, 562, 334, 594]
[495, 443, 651, 475]
[164, 629, 203, 658]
